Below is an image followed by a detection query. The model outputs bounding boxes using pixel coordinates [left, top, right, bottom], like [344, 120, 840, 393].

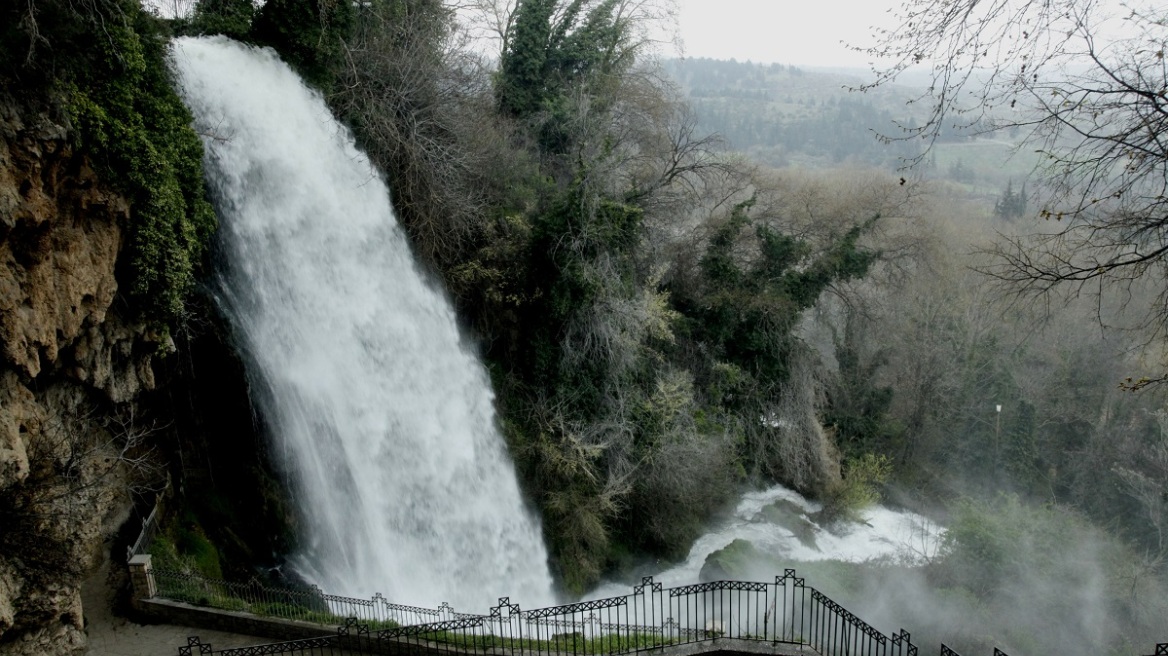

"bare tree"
[10, 400, 163, 523]
[866, 0, 1168, 381]
[330, 0, 513, 272]
[1114, 409, 1168, 555]
[458, 0, 517, 51]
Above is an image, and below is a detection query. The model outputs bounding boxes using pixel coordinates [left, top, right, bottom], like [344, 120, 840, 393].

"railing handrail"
[126, 499, 161, 563]
[152, 566, 919, 656]
[160, 570, 1164, 656]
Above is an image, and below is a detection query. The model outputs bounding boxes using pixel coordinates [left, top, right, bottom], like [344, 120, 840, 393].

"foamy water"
[171, 36, 554, 611]
[589, 484, 943, 598]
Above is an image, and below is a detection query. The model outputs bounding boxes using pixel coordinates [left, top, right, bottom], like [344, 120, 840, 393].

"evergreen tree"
[496, 0, 557, 118]
[496, 0, 630, 146]
[994, 180, 1027, 219]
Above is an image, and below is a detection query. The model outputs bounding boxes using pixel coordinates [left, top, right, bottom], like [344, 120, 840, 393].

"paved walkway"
[81, 561, 265, 656]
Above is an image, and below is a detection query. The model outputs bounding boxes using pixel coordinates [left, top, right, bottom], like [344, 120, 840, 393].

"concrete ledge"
[639, 638, 818, 656]
[135, 598, 335, 643]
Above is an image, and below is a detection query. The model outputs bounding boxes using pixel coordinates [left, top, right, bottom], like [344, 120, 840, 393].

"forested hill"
[664, 58, 926, 169]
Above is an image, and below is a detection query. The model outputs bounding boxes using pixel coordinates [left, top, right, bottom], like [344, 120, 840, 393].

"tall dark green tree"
[678, 200, 880, 392]
[496, 0, 632, 152]
[496, 0, 558, 119]
[993, 180, 1027, 220]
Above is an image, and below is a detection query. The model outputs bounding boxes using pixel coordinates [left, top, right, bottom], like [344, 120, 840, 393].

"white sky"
[674, 0, 899, 68]
[672, 0, 1141, 69]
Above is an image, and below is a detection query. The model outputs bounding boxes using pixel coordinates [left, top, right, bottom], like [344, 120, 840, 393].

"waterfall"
[170, 36, 554, 611]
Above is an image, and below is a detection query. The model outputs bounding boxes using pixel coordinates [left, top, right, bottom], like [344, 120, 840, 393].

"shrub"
[9, 0, 219, 326]
[823, 453, 891, 521]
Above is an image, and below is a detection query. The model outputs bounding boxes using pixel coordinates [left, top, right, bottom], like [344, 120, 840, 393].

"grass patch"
[152, 574, 403, 631]
[405, 629, 674, 654]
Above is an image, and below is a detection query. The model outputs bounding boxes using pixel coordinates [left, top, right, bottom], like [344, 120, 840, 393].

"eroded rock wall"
[0, 94, 165, 655]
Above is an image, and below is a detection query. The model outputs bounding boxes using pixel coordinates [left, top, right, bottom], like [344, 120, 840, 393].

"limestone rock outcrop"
[0, 94, 165, 655]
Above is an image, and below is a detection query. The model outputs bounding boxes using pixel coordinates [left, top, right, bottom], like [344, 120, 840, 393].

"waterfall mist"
[171, 36, 554, 610]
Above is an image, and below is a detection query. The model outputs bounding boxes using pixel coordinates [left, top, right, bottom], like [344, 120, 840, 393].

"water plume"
[171, 36, 554, 611]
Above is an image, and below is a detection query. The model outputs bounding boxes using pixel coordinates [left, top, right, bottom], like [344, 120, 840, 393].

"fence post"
[128, 554, 157, 604]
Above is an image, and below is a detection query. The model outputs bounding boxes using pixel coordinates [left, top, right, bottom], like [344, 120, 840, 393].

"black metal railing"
[127, 498, 162, 563]
[170, 570, 921, 656]
[167, 575, 1168, 656]
[178, 635, 345, 655]
[178, 627, 1168, 656]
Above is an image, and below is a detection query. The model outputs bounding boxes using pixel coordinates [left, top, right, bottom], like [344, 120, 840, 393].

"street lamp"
[995, 404, 1002, 468]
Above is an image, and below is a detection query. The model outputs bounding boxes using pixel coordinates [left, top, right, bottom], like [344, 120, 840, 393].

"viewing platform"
[123, 508, 1165, 656]
[129, 551, 912, 656]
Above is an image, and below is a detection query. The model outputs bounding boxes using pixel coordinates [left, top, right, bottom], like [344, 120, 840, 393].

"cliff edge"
[0, 92, 166, 655]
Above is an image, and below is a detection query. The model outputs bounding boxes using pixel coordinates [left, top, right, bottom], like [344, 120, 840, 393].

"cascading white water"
[170, 36, 554, 611]
[588, 484, 944, 599]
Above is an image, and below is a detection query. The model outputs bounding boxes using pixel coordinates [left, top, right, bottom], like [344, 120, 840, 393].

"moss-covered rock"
[699, 539, 760, 582]
[760, 499, 819, 550]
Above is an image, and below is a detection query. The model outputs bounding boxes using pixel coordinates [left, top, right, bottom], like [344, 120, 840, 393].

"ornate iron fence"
[173, 591, 1168, 656]
[170, 570, 921, 656]
[178, 635, 344, 655]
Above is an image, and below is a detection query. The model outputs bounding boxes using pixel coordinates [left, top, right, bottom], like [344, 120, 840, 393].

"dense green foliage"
[151, 511, 224, 579]
[249, 0, 353, 88]
[1, 0, 216, 325]
[679, 200, 876, 385]
[497, 0, 630, 151]
[187, 0, 255, 41]
[197, 0, 886, 590]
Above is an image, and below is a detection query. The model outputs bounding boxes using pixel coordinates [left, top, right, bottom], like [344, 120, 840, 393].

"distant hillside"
[664, 58, 1043, 201]
[664, 58, 925, 169]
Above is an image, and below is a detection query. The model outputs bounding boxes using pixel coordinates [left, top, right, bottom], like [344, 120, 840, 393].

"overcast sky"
[674, 0, 898, 68]
[451, 0, 1143, 71]
[672, 0, 1141, 69]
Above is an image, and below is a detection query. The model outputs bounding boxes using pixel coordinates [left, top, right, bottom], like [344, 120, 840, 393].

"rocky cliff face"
[0, 94, 167, 655]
